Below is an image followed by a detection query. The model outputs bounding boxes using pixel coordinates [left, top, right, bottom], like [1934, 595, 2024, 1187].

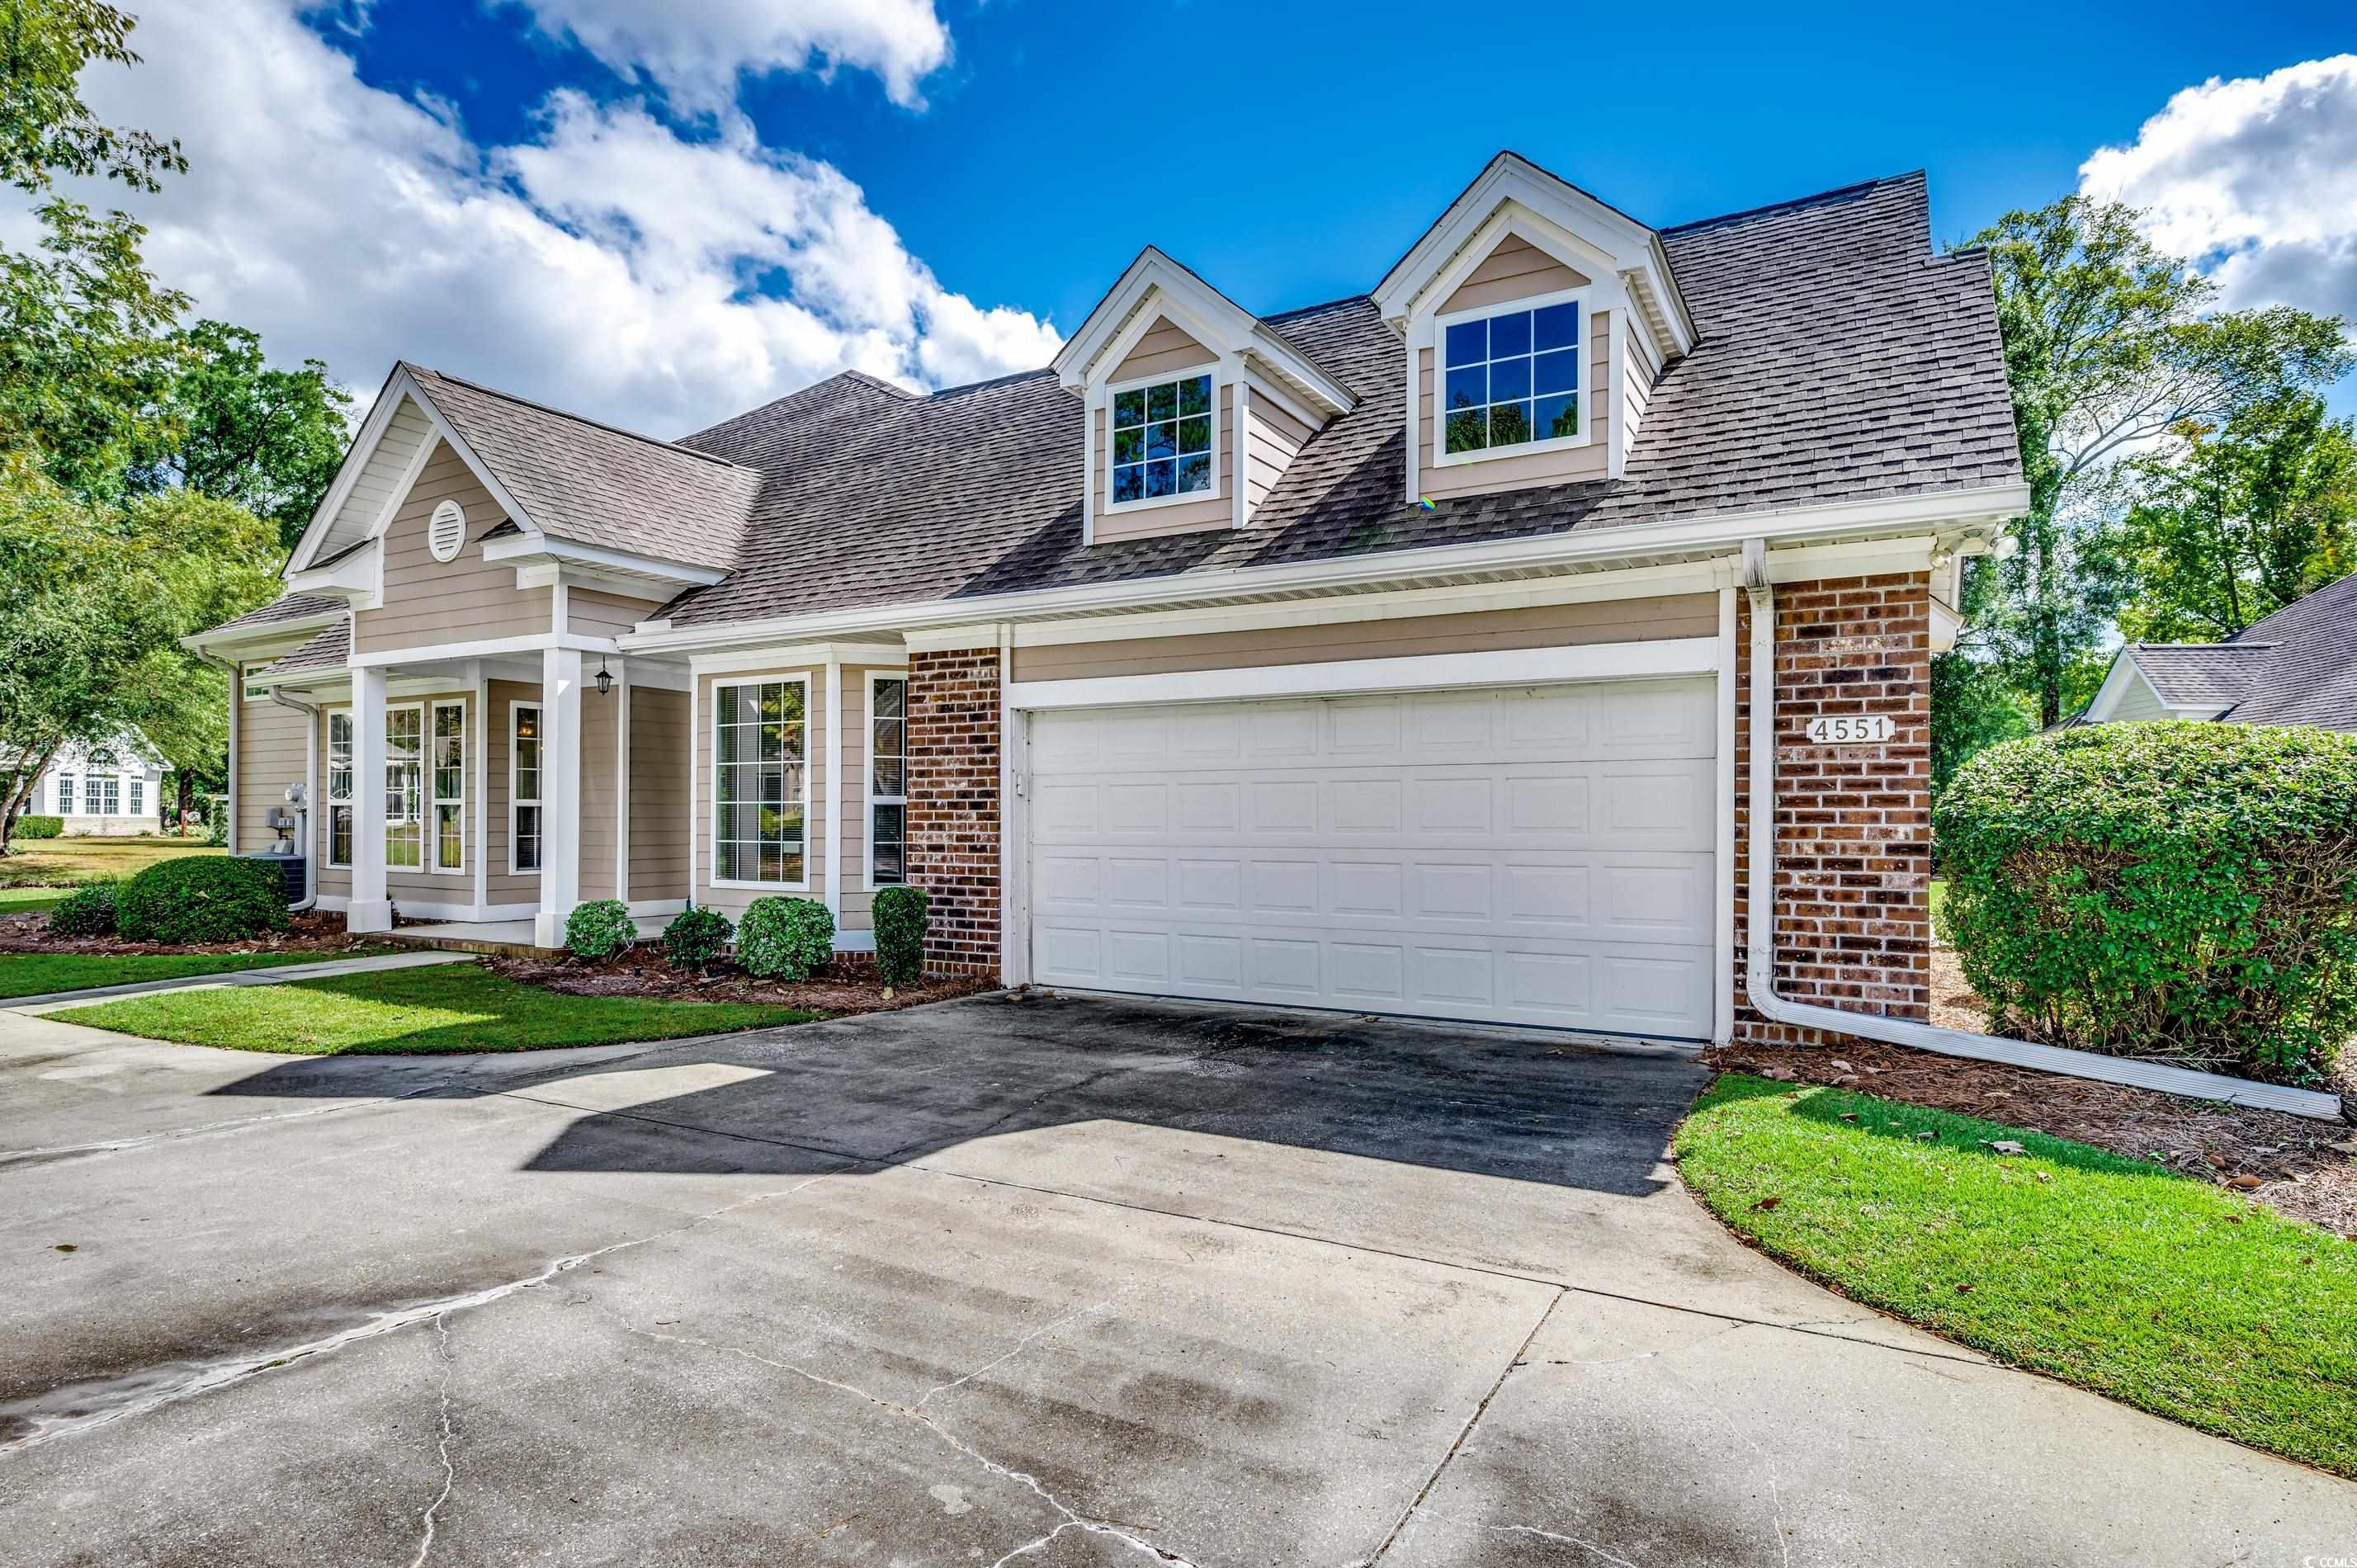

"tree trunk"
[0, 740, 60, 857]
[175, 769, 195, 837]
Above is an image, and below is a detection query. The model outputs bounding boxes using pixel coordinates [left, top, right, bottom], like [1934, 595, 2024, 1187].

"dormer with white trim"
[1372, 153, 1696, 505]
[1052, 248, 1356, 545]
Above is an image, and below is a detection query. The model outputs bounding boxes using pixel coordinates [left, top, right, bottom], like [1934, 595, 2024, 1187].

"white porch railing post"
[533, 646, 583, 949]
[349, 665, 392, 933]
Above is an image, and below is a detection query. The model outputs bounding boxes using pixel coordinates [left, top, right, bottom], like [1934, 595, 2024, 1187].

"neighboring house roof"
[662, 170, 2018, 628]
[206, 592, 347, 636]
[254, 621, 352, 680]
[2124, 643, 2275, 709]
[401, 364, 765, 574]
[2079, 570, 2357, 732]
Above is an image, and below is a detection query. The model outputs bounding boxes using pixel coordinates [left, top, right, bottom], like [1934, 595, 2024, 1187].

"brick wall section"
[1732, 572, 1934, 1046]
[907, 648, 1001, 977]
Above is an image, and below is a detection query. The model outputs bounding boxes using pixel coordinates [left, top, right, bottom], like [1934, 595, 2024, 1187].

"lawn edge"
[1673, 1070, 2357, 1485]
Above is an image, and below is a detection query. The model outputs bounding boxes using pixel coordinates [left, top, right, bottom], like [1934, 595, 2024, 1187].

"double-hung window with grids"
[385, 706, 424, 870]
[327, 711, 355, 867]
[868, 675, 908, 886]
[713, 678, 807, 886]
[1109, 372, 1214, 506]
[1438, 294, 1583, 459]
[512, 704, 542, 873]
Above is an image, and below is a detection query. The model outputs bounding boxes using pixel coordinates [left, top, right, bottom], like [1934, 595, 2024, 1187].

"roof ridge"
[404, 362, 756, 471]
[2136, 640, 2277, 649]
[1660, 170, 1925, 237]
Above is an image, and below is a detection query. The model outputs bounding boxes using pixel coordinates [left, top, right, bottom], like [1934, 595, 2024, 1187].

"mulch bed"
[483, 948, 995, 1017]
[1708, 946, 2357, 1239]
[0, 908, 390, 960]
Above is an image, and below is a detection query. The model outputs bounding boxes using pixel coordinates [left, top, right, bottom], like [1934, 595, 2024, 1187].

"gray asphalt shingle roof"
[2213, 571, 2357, 731]
[662, 169, 2019, 628]
[2125, 643, 2274, 708]
[405, 364, 764, 574]
[254, 620, 351, 679]
[205, 593, 347, 636]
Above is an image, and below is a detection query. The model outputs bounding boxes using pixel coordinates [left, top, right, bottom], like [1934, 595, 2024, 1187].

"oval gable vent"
[427, 499, 465, 562]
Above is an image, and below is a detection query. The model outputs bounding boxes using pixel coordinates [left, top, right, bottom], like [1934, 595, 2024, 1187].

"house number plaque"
[1804, 715, 1896, 744]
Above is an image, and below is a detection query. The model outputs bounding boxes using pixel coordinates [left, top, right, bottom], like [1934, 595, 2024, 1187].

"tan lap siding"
[579, 685, 620, 902]
[1109, 315, 1213, 383]
[1437, 234, 1592, 314]
[1009, 595, 1717, 682]
[1415, 311, 1612, 503]
[352, 445, 551, 654]
[570, 588, 663, 641]
[235, 678, 309, 851]
[484, 680, 541, 902]
[627, 687, 690, 902]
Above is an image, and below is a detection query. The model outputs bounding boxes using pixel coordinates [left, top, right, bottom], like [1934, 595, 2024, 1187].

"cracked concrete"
[2, 990, 2352, 1565]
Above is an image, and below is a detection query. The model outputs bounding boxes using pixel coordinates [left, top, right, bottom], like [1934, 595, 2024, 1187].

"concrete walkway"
[2, 993, 2350, 1566]
[7, 949, 475, 1011]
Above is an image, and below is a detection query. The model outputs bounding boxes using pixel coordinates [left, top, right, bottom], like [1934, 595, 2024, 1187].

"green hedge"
[738, 896, 832, 981]
[1934, 721, 2357, 1085]
[662, 906, 732, 968]
[871, 885, 928, 989]
[115, 857, 290, 944]
[13, 815, 62, 840]
[565, 900, 635, 960]
[47, 884, 116, 936]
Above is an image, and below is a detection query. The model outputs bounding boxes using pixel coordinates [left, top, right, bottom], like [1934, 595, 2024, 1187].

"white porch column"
[349, 665, 392, 933]
[533, 645, 583, 948]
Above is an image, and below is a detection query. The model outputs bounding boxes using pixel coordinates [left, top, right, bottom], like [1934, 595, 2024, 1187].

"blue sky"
[59, 2, 2357, 435]
[337, 0, 2356, 327]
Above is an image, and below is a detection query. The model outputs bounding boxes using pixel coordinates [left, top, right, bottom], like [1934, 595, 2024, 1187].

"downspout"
[1736, 538, 2340, 1121]
[268, 688, 320, 912]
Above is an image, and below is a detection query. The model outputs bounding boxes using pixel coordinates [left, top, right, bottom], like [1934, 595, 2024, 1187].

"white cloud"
[2080, 54, 2357, 330]
[45, 0, 1055, 438]
[497, 0, 954, 112]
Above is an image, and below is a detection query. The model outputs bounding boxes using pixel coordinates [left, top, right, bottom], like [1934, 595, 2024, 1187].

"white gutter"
[1736, 540, 2344, 1123]
[621, 482, 2031, 658]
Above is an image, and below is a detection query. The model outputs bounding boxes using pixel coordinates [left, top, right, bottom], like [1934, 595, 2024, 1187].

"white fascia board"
[2079, 649, 2143, 722]
[286, 537, 382, 606]
[348, 631, 621, 668]
[620, 484, 2028, 660]
[286, 363, 407, 574]
[1243, 332, 1356, 418]
[481, 532, 726, 587]
[1008, 636, 1717, 711]
[687, 641, 905, 677]
[1056, 250, 1347, 420]
[1372, 154, 1668, 327]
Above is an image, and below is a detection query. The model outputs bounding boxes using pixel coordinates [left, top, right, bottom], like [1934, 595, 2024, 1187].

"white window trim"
[1429, 285, 1589, 469]
[709, 672, 814, 893]
[429, 698, 466, 876]
[509, 701, 543, 877]
[1102, 365, 1220, 515]
[864, 668, 910, 891]
[385, 701, 425, 873]
[54, 776, 74, 815]
[326, 708, 355, 869]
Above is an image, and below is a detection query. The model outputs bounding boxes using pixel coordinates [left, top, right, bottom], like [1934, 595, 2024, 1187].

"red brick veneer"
[1732, 572, 1934, 1045]
[907, 647, 1001, 977]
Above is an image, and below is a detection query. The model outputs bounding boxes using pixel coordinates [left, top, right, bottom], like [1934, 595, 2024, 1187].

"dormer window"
[1109, 371, 1214, 507]
[1436, 290, 1585, 461]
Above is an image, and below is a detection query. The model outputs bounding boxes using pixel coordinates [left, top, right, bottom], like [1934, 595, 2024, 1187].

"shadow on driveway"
[202, 991, 1708, 1197]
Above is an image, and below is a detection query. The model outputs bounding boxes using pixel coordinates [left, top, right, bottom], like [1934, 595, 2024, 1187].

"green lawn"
[0, 950, 333, 1000]
[0, 886, 65, 915]
[1676, 1075, 2357, 1479]
[49, 962, 821, 1054]
[0, 835, 220, 892]
[1928, 876, 1948, 928]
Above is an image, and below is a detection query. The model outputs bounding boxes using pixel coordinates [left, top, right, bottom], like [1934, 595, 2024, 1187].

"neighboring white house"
[27, 737, 166, 836]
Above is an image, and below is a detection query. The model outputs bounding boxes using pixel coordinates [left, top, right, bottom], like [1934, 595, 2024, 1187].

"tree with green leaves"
[2100, 390, 2357, 642]
[130, 319, 354, 554]
[1963, 196, 2350, 727]
[0, 0, 182, 195]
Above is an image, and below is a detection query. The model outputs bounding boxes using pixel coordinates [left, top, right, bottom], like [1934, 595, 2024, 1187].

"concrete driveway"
[1, 990, 2350, 1566]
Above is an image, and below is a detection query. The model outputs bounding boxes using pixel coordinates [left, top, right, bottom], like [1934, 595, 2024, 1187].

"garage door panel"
[1027, 678, 1717, 1038]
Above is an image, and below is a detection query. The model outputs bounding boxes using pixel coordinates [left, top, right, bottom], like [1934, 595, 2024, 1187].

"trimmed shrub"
[738, 896, 833, 981]
[1934, 721, 2357, 1085]
[48, 884, 117, 937]
[116, 857, 290, 944]
[13, 815, 62, 840]
[871, 884, 929, 989]
[565, 899, 636, 960]
[663, 905, 733, 969]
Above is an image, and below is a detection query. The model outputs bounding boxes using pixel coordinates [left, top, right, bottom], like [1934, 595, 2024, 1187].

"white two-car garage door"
[1025, 677, 1718, 1039]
